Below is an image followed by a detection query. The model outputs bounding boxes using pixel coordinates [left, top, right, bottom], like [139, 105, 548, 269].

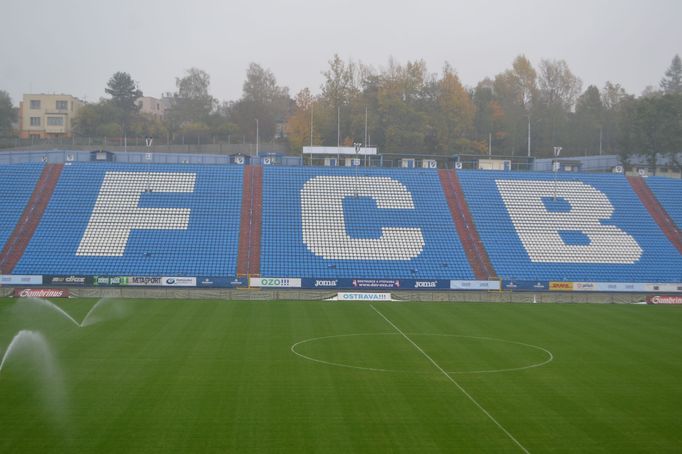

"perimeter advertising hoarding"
[0, 275, 43, 285]
[502, 280, 549, 291]
[161, 277, 196, 287]
[250, 278, 302, 288]
[549, 282, 574, 291]
[450, 280, 501, 290]
[335, 292, 393, 301]
[594, 282, 646, 292]
[644, 283, 682, 293]
[300, 279, 452, 290]
[646, 295, 682, 304]
[44, 275, 91, 286]
[14, 288, 69, 298]
[197, 277, 246, 288]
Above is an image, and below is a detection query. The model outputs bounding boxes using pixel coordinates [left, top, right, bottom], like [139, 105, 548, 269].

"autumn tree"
[431, 65, 475, 154]
[286, 88, 320, 151]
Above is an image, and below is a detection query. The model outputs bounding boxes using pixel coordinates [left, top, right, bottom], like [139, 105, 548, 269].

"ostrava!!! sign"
[14, 288, 69, 298]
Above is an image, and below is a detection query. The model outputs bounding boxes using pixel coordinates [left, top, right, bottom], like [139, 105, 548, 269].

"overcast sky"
[2, 0, 681, 104]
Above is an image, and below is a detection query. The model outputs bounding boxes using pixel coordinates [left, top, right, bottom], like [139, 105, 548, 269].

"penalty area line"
[369, 304, 530, 454]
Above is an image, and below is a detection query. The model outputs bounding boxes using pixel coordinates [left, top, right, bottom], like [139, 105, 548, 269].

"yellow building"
[19, 94, 84, 139]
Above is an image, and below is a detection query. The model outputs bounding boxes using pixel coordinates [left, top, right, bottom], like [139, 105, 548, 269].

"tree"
[473, 79, 506, 153]
[601, 82, 629, 154]
[575, 85, 604, 153]
[286, 88, 319, 151]
[620, 94, 682, 175]
[492, 55, 538, 155]
[104, 72, 142, 134]
[228, 63, 291, 143]
[660, 54, 682, 95]
[0, 90, 16, 135]
[105, 72, 142, 113]
[536, 59, 582, 149]
[166, 68, 216, 134]
[431, 65, 475, 154]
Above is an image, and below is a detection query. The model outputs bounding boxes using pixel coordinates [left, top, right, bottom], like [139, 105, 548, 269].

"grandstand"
[0, 156, 681, 291]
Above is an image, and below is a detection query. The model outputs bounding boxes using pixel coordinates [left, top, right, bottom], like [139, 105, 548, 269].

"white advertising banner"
[161, 277, 197, 287]
[250, 277, 302, 288]
[332, 292, 393, 301]
[0, 275, 43, 285]
[450, 280, 501, 290]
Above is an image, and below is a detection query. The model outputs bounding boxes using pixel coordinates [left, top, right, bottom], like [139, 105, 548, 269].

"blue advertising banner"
[197, 277, 246, 288]
[301, 278, 461, 290]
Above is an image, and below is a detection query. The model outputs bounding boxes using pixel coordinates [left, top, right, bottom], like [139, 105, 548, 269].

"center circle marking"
[291, 333, 554, 374]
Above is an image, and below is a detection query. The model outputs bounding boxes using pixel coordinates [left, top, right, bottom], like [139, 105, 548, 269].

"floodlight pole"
[553, 146, 562, 201]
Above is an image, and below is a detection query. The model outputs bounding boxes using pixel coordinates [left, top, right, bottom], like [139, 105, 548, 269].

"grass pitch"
[0, 298, 681, 453]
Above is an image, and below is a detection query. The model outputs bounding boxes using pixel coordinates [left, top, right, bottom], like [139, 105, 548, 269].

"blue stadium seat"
[260, 167, 474, 279]
[457, 170, 682, 282]
[646, 176, 682, 229]
[13, 163, 243, 276]
[0, 163, 43, 250]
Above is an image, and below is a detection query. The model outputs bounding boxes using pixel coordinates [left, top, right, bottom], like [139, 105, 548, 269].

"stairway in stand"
[236, 165, 263, 277]
[438, 169, 496, 280]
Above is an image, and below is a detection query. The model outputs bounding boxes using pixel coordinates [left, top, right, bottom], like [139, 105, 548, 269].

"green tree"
[104, 72, 142, 135]
[536, 59, 582, 149]
[620, 94, 682, 175]
[228, 63, 290, 143]
[575, 85, 604, 153]
[0, 90, 16, 135]
[660, 54, 682, 95]
[492, 55, 538, 155]
[601, 81, 629, 154]
[166, 68, 216, 134]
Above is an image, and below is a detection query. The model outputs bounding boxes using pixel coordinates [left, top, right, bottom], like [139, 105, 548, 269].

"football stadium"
[1, 150, 681, 452]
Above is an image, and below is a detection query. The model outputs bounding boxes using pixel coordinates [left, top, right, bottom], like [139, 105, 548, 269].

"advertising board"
[14, 288, 69, 298]
[450, 280, 501, 290]
[44, 275, 90, 286]
[549, 282, 574, 291]
[644, 283, 682, 293]
[646, 295, 682, 304]
[161, 277, 196, 287]
[0, 275, 43, 285]
[250, 278, 302, 288]
[502, 280, 549, 291]
[333, 292, 393, 301]
[351, 279, 401, 289]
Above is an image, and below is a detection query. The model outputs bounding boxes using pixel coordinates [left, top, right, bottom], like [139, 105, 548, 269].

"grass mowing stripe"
[369, 303, 531, 454]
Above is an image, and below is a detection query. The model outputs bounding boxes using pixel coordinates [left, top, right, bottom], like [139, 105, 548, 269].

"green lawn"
[0, 298, 681, 453]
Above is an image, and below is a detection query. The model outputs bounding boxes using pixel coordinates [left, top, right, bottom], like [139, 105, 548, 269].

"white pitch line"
[369, 304, 531, 454]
